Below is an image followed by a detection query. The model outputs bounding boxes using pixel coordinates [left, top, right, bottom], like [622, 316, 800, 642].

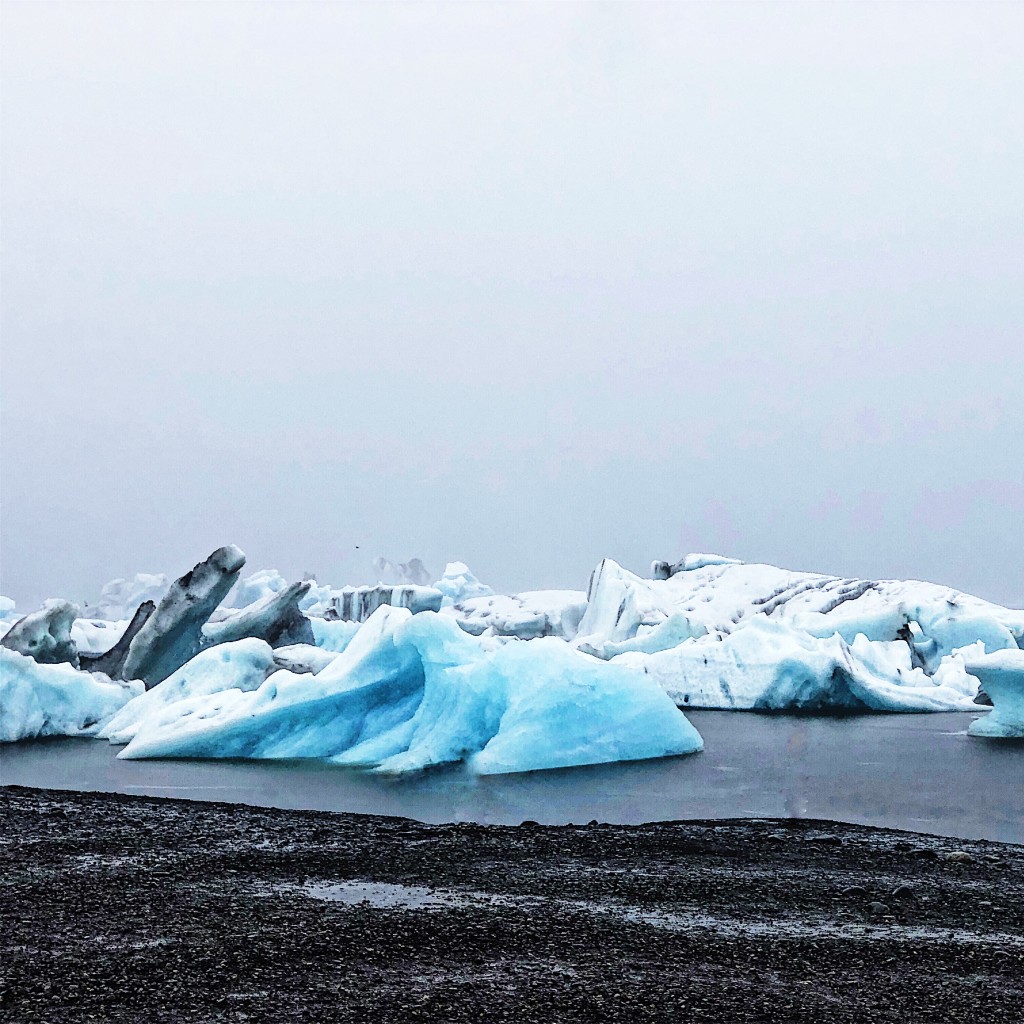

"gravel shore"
[2, 785, 1022, 1023]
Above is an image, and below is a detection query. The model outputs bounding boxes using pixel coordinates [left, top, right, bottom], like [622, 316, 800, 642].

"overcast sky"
[2, 1, 1022, 609]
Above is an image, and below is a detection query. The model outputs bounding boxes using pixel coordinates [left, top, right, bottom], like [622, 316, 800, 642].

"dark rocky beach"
[1, 785, 1022, 1023]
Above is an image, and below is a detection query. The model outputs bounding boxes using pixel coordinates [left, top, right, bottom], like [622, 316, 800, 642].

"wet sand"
[1, 786, 1021, 1023]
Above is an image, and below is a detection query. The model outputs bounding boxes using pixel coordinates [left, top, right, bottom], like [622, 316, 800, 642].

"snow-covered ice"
[0, 647, 142, 742]
[966, 650, 1024, 739]
[117, 608, 703, 774]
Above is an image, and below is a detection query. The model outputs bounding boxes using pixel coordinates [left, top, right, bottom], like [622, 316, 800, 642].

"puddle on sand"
[305, 881, 464, 910]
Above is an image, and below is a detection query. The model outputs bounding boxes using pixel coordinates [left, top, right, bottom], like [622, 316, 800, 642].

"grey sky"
[2, 1, 1022, 609]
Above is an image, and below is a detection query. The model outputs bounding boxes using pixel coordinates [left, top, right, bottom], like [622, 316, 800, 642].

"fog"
[2, 2, 1022, 609]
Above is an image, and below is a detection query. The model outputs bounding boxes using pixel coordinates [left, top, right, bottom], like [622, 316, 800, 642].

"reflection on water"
[1, 711, 1021, 844]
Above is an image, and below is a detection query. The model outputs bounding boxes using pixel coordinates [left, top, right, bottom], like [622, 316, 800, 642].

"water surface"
[2, 711, 1021, 843]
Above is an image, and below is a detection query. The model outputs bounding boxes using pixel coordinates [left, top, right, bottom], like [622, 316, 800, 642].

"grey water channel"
[2, 711, 1021, 844]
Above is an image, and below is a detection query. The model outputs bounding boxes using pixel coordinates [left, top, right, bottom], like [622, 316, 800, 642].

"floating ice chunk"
[1, 600, 80, 666]
[121, 545, 246, 687]
[120, 607, 425, 761]
[966, 650, 1024, 739]
[0, 596, 17, 622]
[203, 582, 314, 649]
[434, 562, 495, 606]
[0, 648, 142, 742]
[614, 618, 979, 712]
[98, 638, 276, 745]
[118, 609, 703, 775]
[576, 559, 666, 646]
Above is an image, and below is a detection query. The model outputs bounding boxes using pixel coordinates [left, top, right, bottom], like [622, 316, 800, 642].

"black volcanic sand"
[1, 787, 1022, 1023]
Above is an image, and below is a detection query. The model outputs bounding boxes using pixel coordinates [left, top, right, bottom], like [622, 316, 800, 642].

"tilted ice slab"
[118, 608, 703, 774]
[99, 638, 277, 745]
[0, 648, 143, 742]
[966, 650, 1024, 739]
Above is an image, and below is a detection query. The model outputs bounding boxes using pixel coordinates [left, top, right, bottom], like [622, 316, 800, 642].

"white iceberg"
[117, 608, 703, 774]
[573, 557, 1022, 711]
[966, 650, 1024, 739]
[612, 618, 980, 712]
[0, 647, 142, 742]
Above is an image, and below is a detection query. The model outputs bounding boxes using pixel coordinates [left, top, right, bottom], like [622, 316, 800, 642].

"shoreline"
[2, 787, 1022, 1022]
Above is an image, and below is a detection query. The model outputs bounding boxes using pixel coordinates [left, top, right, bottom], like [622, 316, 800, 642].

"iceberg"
[117, 609, 703, 774]
[572, 556, 1022, 711]
[1, 600, 80, 666]
[966, 650, 1024, 739]
[98, 638, 276, 745]
[0, 647, 142, 742]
